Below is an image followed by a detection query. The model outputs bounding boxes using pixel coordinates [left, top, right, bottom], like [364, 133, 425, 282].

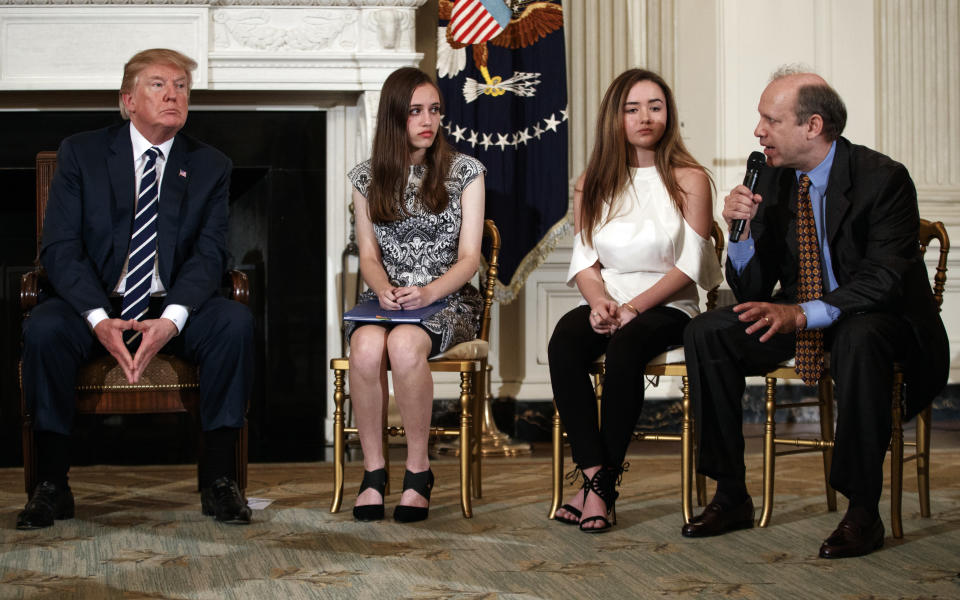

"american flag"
[449, 0, 512, 45]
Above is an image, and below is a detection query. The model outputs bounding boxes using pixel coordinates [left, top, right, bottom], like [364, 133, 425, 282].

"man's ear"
[121, 92, 135, 115]
[806, 114, 824, 139]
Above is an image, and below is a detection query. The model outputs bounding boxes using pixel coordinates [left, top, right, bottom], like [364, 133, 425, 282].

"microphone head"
[747, 151, 766, 170]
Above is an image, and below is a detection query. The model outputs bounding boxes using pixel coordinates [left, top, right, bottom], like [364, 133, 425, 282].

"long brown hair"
[367, 67, 453, 223]
[580, 69, 711, 245]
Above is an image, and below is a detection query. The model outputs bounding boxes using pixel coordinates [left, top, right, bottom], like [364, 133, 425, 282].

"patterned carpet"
[0, 450, 958, 599]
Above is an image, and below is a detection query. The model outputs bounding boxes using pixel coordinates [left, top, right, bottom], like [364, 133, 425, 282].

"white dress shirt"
[83, 123, 189, 333]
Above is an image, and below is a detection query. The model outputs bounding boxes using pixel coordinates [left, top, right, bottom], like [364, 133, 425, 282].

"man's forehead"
[140, 64, 188, 80]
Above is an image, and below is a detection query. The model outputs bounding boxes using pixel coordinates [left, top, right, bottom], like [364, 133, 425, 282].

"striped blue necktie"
[121, 146, 161, 345]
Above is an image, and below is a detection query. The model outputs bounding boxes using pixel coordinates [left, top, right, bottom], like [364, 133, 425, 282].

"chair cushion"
[648, 346, 686, 366]
[431, 339, 489, 361]
[595, 346, 686, 367]
[76, 354, 199, 392]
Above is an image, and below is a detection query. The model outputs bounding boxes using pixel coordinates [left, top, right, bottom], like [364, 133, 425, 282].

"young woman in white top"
[548, 69, 722, 532]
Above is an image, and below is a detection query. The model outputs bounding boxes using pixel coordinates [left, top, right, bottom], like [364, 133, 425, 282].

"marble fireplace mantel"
[0, 0, 427, 445]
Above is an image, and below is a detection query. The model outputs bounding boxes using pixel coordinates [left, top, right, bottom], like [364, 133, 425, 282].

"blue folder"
[343, 299, 445, 323]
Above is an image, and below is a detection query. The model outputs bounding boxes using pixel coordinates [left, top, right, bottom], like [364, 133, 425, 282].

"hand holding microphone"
[727, 151, 766, 242]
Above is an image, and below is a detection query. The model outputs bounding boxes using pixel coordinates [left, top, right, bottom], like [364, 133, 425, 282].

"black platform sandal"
[353, 468, 387, 521]
[393, 468, 434, 523]
[554, 466, 587, 525]
[579, 467, 621, 534]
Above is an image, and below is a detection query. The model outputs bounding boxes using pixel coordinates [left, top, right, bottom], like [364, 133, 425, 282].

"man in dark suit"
[680, 68, 948, 557]
[18, 48, 254, 528]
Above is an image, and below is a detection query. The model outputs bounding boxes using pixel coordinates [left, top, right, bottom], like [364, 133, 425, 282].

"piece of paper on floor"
[246, 497, 273, 510]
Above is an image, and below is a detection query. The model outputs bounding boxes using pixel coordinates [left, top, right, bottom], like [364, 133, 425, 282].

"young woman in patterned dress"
[345, 67, 486, 523]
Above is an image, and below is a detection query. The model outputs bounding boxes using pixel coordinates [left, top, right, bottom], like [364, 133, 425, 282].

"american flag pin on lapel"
[179, 169, 187, 178]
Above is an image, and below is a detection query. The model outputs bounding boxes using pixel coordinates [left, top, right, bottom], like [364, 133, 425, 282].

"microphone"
[729, 151, 767, 242]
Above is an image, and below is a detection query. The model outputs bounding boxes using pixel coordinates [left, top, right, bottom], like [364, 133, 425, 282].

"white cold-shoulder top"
[567, 166, 723, 317]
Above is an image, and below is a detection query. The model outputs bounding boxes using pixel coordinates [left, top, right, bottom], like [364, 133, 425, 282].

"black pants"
[684, 305, 918, 507]
[21, 295, 253, 472]
[548, 304, 690, 469]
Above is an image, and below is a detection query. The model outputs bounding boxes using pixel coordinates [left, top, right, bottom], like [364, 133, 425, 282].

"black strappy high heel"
[579, 466, 621, 533]
[393, 468, 434, 523]
[352, 468, 387, 521]
[554, 466, 587, 525]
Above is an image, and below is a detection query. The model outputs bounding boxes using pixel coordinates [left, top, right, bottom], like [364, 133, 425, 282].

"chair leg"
[917, 404, 932, 518]
[22, 416, 36, 497]
[471, 364, 485, 499]
[381, 399, 391, 496]
[890, 373, 905, 539]
[458, 370, 474, 518]
[549, 404, 564, 519]
[680, 375, 694, 523]
[759, 376, 777, 528]
[236, 419, 249, 492]
[330, 368, 346, 513]
[817, 377, 837, 512]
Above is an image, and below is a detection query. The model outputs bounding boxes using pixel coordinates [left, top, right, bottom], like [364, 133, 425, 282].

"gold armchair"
[759, 218, 949, 539]
[549, 221, 725, 523]
[329, 219, 501, 518]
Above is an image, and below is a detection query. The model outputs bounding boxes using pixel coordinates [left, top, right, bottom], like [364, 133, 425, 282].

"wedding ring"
[591, 311, 598, 317]
[763, 316, 771, 324]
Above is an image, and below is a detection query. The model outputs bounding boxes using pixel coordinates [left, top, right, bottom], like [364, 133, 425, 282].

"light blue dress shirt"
[728, 141, 841, 329]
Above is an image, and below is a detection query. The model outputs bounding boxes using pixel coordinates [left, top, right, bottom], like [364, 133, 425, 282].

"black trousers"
[548, 304, 690, 469]
[22, 295, 253, 437]
[683, 305, 918, 507]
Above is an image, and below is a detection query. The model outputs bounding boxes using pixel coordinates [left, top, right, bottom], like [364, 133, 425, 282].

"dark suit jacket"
[40, 121, 232, 318]
[726, 137, 949, 418]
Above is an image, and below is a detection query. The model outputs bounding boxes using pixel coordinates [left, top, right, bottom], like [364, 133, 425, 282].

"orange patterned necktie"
[795, 174, 824, 385]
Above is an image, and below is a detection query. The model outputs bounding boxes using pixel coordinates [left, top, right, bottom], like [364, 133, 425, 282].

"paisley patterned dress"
[345, 153, 486, 354]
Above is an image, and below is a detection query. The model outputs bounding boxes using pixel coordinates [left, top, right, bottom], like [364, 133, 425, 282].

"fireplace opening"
[0, 109, 328, 466]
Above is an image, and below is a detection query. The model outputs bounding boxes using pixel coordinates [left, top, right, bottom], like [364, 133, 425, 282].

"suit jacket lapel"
[825, 138, 852, 245]
[107, 125, 135, 284]
[158, 134, 189, 286]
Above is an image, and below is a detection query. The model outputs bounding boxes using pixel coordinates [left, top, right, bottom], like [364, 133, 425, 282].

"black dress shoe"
[819, 516, 884, 559]
[17, 481, 75, 530]
[201, 477, 252, 525]
[681, 497, 754, 538]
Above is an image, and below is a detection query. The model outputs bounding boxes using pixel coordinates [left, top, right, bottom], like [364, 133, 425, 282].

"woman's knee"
[548, 308, 591, 363]
[349, 327, 388, 372]
[385, 327, 431, 371]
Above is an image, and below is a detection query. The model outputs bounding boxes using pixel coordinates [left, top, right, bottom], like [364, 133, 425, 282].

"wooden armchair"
[549, 221, 725, 523]
[19, 151, 250, 496]
[759, 218, 949, 539]
[329, 219, 501, 518]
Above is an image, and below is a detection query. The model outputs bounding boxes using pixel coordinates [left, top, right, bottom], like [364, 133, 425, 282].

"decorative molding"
[0, 7, 208, 90]
[213, 9, 358, 52]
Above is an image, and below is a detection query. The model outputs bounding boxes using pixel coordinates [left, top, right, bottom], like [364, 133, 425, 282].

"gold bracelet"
[622, 302, 639, 314]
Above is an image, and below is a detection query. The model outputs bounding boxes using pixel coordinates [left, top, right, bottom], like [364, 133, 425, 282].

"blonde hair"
[118, 49, 197, 119]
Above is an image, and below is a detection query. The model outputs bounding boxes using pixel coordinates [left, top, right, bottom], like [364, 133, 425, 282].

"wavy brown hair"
[580, 69, 711, 246]
[367, 67, 453, 223]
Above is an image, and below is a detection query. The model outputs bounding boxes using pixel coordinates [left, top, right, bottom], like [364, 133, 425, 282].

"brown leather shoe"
[818, 517, 884, 559]
[681, 497, 754, 538]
